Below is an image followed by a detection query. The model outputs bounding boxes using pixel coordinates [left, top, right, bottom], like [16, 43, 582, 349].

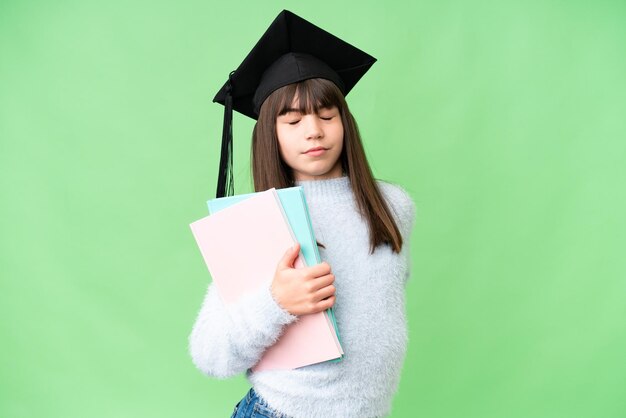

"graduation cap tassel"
[215, 71, 236, 198]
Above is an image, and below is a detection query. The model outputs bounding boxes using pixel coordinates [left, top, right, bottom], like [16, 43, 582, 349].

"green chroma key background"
[1, 1, 625, 417]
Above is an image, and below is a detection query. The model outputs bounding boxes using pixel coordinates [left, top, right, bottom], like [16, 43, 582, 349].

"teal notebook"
[207, 186, 343, 362]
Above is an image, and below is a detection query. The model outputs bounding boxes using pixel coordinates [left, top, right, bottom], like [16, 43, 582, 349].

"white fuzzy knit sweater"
[188, 175, 416, 418]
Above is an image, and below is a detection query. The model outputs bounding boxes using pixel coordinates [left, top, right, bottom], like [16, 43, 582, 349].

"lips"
[304, 148, 327, 157]
[304, 147, 327, 154]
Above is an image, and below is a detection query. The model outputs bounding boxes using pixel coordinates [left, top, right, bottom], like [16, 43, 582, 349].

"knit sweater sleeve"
[378, 181, 417, 285]
[398, 188, 417, 285]
[188, 280, 298, 379]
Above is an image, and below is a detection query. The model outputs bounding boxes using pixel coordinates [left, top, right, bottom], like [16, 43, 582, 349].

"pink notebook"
[189, 188, 343, 372]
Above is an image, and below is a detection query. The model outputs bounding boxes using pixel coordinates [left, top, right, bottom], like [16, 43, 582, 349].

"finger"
[309, 273, 335, 292]
[306, 261, 332, 278]
[278, 242, 301, 269]
[317, 295, 336, 310]
[313, 283, 336, 302]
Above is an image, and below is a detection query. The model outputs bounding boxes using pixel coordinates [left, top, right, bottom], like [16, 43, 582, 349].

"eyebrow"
[279, 106, 333, 116]
[281, 108, 301, 114]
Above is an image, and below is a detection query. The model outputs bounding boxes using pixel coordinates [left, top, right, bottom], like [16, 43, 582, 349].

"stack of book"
[189, 187, 344, 372]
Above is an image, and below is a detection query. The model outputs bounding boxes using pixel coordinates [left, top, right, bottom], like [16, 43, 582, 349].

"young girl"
[189, 10, 416, 418]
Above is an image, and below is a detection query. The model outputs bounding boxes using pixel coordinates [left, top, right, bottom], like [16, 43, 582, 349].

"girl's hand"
[270, 243, 336, 316]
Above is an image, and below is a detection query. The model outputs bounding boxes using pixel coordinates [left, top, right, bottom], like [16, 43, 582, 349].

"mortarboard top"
[212, 9, 376, 198]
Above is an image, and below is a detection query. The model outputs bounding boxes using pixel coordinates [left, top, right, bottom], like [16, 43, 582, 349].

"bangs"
[275, 78, 343, 116]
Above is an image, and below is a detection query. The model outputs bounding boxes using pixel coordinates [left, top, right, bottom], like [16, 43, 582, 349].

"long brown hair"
[251, 78, 403, 254]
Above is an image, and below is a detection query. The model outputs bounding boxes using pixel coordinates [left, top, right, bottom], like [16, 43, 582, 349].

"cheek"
[332, 126, 345, 148]
[334, 140, 344, 158]
[276, 142, 287, 162]
[331, 122, 344, 141]
[276, 131, 298, 160]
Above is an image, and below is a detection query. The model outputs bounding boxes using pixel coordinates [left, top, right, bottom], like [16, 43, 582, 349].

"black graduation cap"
[212, 9, 377, 198]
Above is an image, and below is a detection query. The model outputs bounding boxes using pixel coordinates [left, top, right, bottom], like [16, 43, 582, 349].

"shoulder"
[376, 179, 416, 217]
[375, 179, 417, 237]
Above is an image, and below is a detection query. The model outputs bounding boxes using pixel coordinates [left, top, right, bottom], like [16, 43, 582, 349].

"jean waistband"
[246, 387, 256, 403]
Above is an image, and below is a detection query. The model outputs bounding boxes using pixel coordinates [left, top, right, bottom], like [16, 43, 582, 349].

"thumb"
[278, 242, 300, 269]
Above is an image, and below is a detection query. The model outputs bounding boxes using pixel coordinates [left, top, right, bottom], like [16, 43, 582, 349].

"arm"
[402, 196, 416, 286]
[378, 181, 417, 286]
[188, 280, 298, 379]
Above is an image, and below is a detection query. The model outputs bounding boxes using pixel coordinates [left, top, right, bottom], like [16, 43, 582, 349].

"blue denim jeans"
[230, 387, 290, 418]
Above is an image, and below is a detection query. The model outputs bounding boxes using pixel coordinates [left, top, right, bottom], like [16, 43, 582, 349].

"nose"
[303, 115, 323, 140]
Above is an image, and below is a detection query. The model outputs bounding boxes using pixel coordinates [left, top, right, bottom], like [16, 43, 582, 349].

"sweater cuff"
[226, 282, 299, 329]
[259, 282, 299, 325]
